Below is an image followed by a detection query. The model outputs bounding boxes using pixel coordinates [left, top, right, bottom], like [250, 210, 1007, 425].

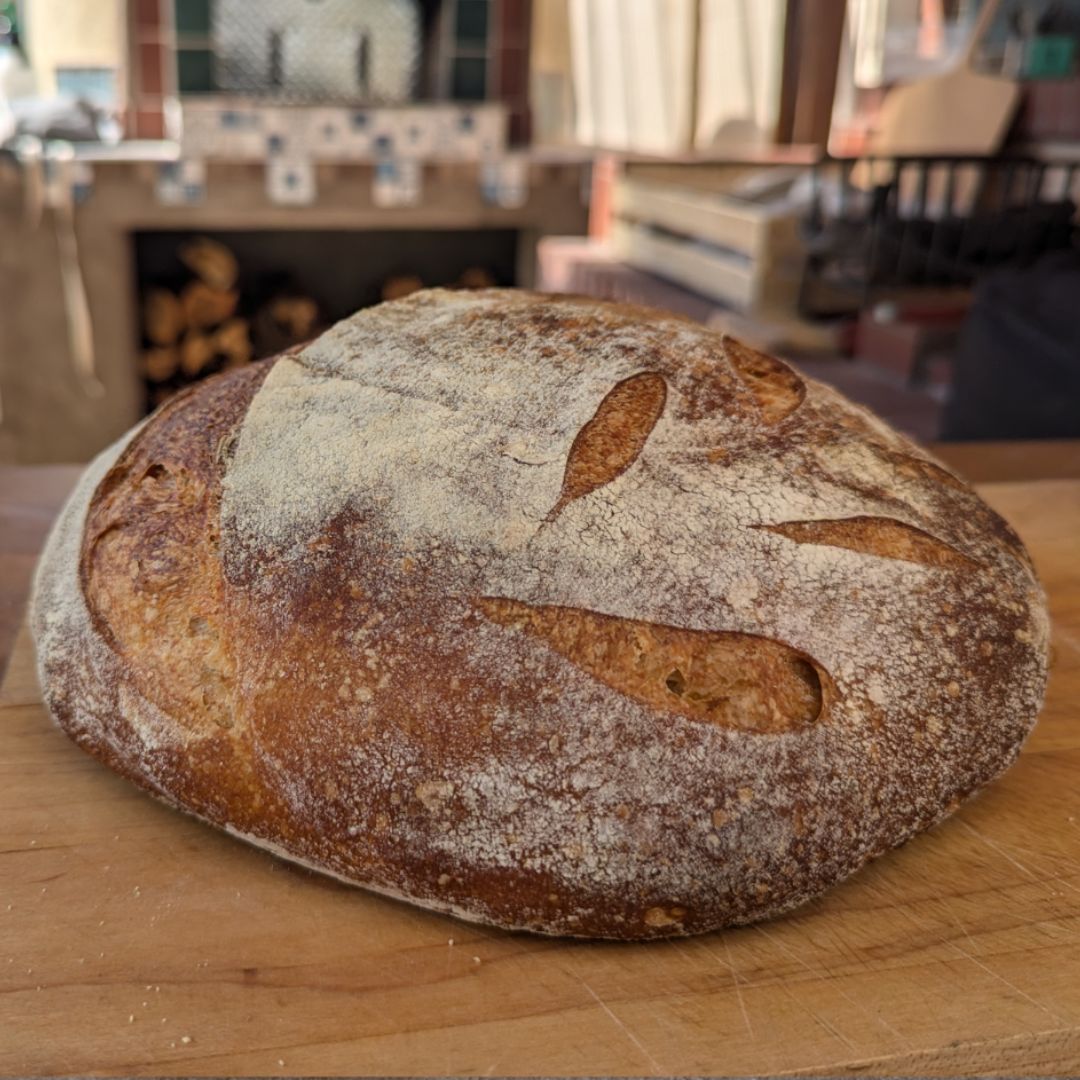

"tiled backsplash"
[179, 99, 508, 161]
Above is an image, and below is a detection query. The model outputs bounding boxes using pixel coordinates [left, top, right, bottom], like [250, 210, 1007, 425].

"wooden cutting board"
[2, 480, 1079, 1077]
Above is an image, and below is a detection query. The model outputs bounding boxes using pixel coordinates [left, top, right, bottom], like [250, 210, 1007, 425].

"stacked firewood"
[141, 240, 499, 410]
[380, 266, 497, 302]
[140, 238, 320, 408]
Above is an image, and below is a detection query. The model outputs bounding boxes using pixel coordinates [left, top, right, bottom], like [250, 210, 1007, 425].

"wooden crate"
[611, 167, 806, 312]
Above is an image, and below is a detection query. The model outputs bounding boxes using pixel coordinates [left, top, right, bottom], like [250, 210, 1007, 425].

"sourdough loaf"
[31, 289, 1049, 939]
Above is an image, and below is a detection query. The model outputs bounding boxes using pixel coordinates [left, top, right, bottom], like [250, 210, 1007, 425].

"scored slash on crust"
[757, 516, 977, 569]
[544, 372, 667, 522]
[476, 596, 827, 734]
[724, 337, 806, 426]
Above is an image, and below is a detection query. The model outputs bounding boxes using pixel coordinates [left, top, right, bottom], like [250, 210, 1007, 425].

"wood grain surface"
[1, 477, 1079, 1077]
[0, 466, 81, 678]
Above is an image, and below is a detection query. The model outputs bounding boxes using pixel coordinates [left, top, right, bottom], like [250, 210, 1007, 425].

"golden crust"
[33, 290, 1050, 939]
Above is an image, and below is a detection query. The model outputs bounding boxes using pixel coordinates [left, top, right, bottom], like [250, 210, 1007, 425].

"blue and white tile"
[372, 158, 422, 207]
[266, 158, 316, 205]
[156, 160, 207, 206]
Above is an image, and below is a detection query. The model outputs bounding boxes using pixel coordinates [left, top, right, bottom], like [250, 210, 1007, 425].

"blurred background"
[0, 0, 1078, 469]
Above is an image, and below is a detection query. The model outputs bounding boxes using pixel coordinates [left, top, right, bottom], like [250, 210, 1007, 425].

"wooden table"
[0, 466, 85, 681]
[2, 458, 1079, 1076]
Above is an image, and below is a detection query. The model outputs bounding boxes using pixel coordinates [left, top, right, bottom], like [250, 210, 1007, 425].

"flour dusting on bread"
[32, 289, 1049, 939]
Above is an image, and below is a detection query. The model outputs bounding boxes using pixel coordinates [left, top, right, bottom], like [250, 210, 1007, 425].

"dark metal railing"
[801, 154, 1079, 310]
